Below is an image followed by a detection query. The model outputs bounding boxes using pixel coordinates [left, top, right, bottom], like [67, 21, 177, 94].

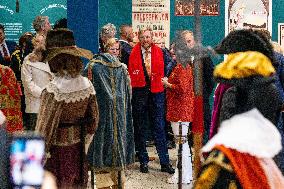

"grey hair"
[100, 23, 117, 38]
[33, 16, 48, 32]
[174, 30, 215, 67]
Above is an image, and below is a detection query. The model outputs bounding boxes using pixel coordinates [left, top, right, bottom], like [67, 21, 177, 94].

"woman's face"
[170, 44, 176, 60]
[108, 42, 120, 57]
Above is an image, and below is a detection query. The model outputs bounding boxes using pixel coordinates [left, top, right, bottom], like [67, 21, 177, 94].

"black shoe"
[140, 163, 149, 173]
[135, 153, 139, 162]
[161, 164, 175, 174]
[146, 140, 155, 147]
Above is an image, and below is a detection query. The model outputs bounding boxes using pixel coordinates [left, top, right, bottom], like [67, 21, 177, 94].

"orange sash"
[215, 145, 270, 189]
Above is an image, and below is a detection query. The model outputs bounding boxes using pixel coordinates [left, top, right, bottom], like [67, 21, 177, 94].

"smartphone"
[9, 132, 45, 189]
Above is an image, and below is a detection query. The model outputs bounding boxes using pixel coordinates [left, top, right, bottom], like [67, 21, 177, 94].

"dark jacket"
[273, 51, 284, 174]
[218, 76, 282, 125]
[119, 40, 132, 66]
[200, 56, 215, 100]
[162, 47, 176, 77]
[274, 51, 284, 103]
[0, 40, 17, 66]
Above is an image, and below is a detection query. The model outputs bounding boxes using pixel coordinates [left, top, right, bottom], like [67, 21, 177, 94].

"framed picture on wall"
[278, 23, 284, 48]
[225, 0, 272, 35]
[175, 0, 219, 16]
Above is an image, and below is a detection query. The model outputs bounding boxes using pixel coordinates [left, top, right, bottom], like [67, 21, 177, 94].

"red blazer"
[128, 43, 164, 93]
[166, 63, 194, 122]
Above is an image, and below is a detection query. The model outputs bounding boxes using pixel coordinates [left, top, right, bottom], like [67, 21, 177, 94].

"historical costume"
[195, 29, 284, 189]
[86, 52, 134, 188]
[195, 109, 284, 189]
[0, 65, 23, 133]
[35, 29, 98, 188]
[272, 51, 284, 174]
[209, 83, 231, 139]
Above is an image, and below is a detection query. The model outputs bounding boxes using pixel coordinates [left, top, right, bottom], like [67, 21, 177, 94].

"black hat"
[214, 29, 274, 62]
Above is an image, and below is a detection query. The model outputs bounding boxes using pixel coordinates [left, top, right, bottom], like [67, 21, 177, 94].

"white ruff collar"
[46, 75, 96, 103]
[202, 109, 282, 158]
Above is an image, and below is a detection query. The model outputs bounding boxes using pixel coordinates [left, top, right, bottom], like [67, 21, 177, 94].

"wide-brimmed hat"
[214, 29, 274, 62]
[44, 29, 93, 62]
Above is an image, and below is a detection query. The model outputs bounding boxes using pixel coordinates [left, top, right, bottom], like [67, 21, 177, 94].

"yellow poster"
[132, 0, 170, 48]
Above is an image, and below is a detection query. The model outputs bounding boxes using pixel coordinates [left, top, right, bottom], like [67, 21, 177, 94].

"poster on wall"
[175, 0, 219, 16]
[278, 23, 284, 48]
[0, 1, 66, 42]
[132, 0, 170, 48]
[225, 0, 272, 36]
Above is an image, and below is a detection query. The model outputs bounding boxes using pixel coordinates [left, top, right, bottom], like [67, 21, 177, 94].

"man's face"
[184, 33, 195, 48]
[0, 29, 5, 43]
[139, 30, 153, 49]
[126, 27, 134, 42]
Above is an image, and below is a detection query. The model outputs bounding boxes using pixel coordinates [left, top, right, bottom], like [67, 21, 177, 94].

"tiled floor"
[89, 147, 194, 189]
[125, 147, 193, 189]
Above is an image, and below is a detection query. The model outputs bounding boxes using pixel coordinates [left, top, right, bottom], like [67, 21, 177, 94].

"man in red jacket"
[128, 28, 174, 174]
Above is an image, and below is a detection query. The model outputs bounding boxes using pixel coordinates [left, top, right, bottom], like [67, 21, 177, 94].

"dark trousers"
[26, 113, 37, 131]
[132, 88, 169, 165]
[203, 97, 212, 144]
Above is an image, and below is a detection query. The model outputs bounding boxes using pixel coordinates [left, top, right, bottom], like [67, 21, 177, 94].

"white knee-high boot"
[168, 122, 193, 184]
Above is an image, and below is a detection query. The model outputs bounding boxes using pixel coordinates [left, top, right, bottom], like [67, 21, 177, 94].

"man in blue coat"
[0, 24, 17, 66]
[119, 24, 134, 66]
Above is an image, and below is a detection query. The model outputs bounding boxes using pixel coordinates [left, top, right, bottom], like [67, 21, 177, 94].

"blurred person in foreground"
[255, 29, 284, 174]
[0, 111, 57, 189]
[194, 29, 284, 189]
[35, 29, 99, 188]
